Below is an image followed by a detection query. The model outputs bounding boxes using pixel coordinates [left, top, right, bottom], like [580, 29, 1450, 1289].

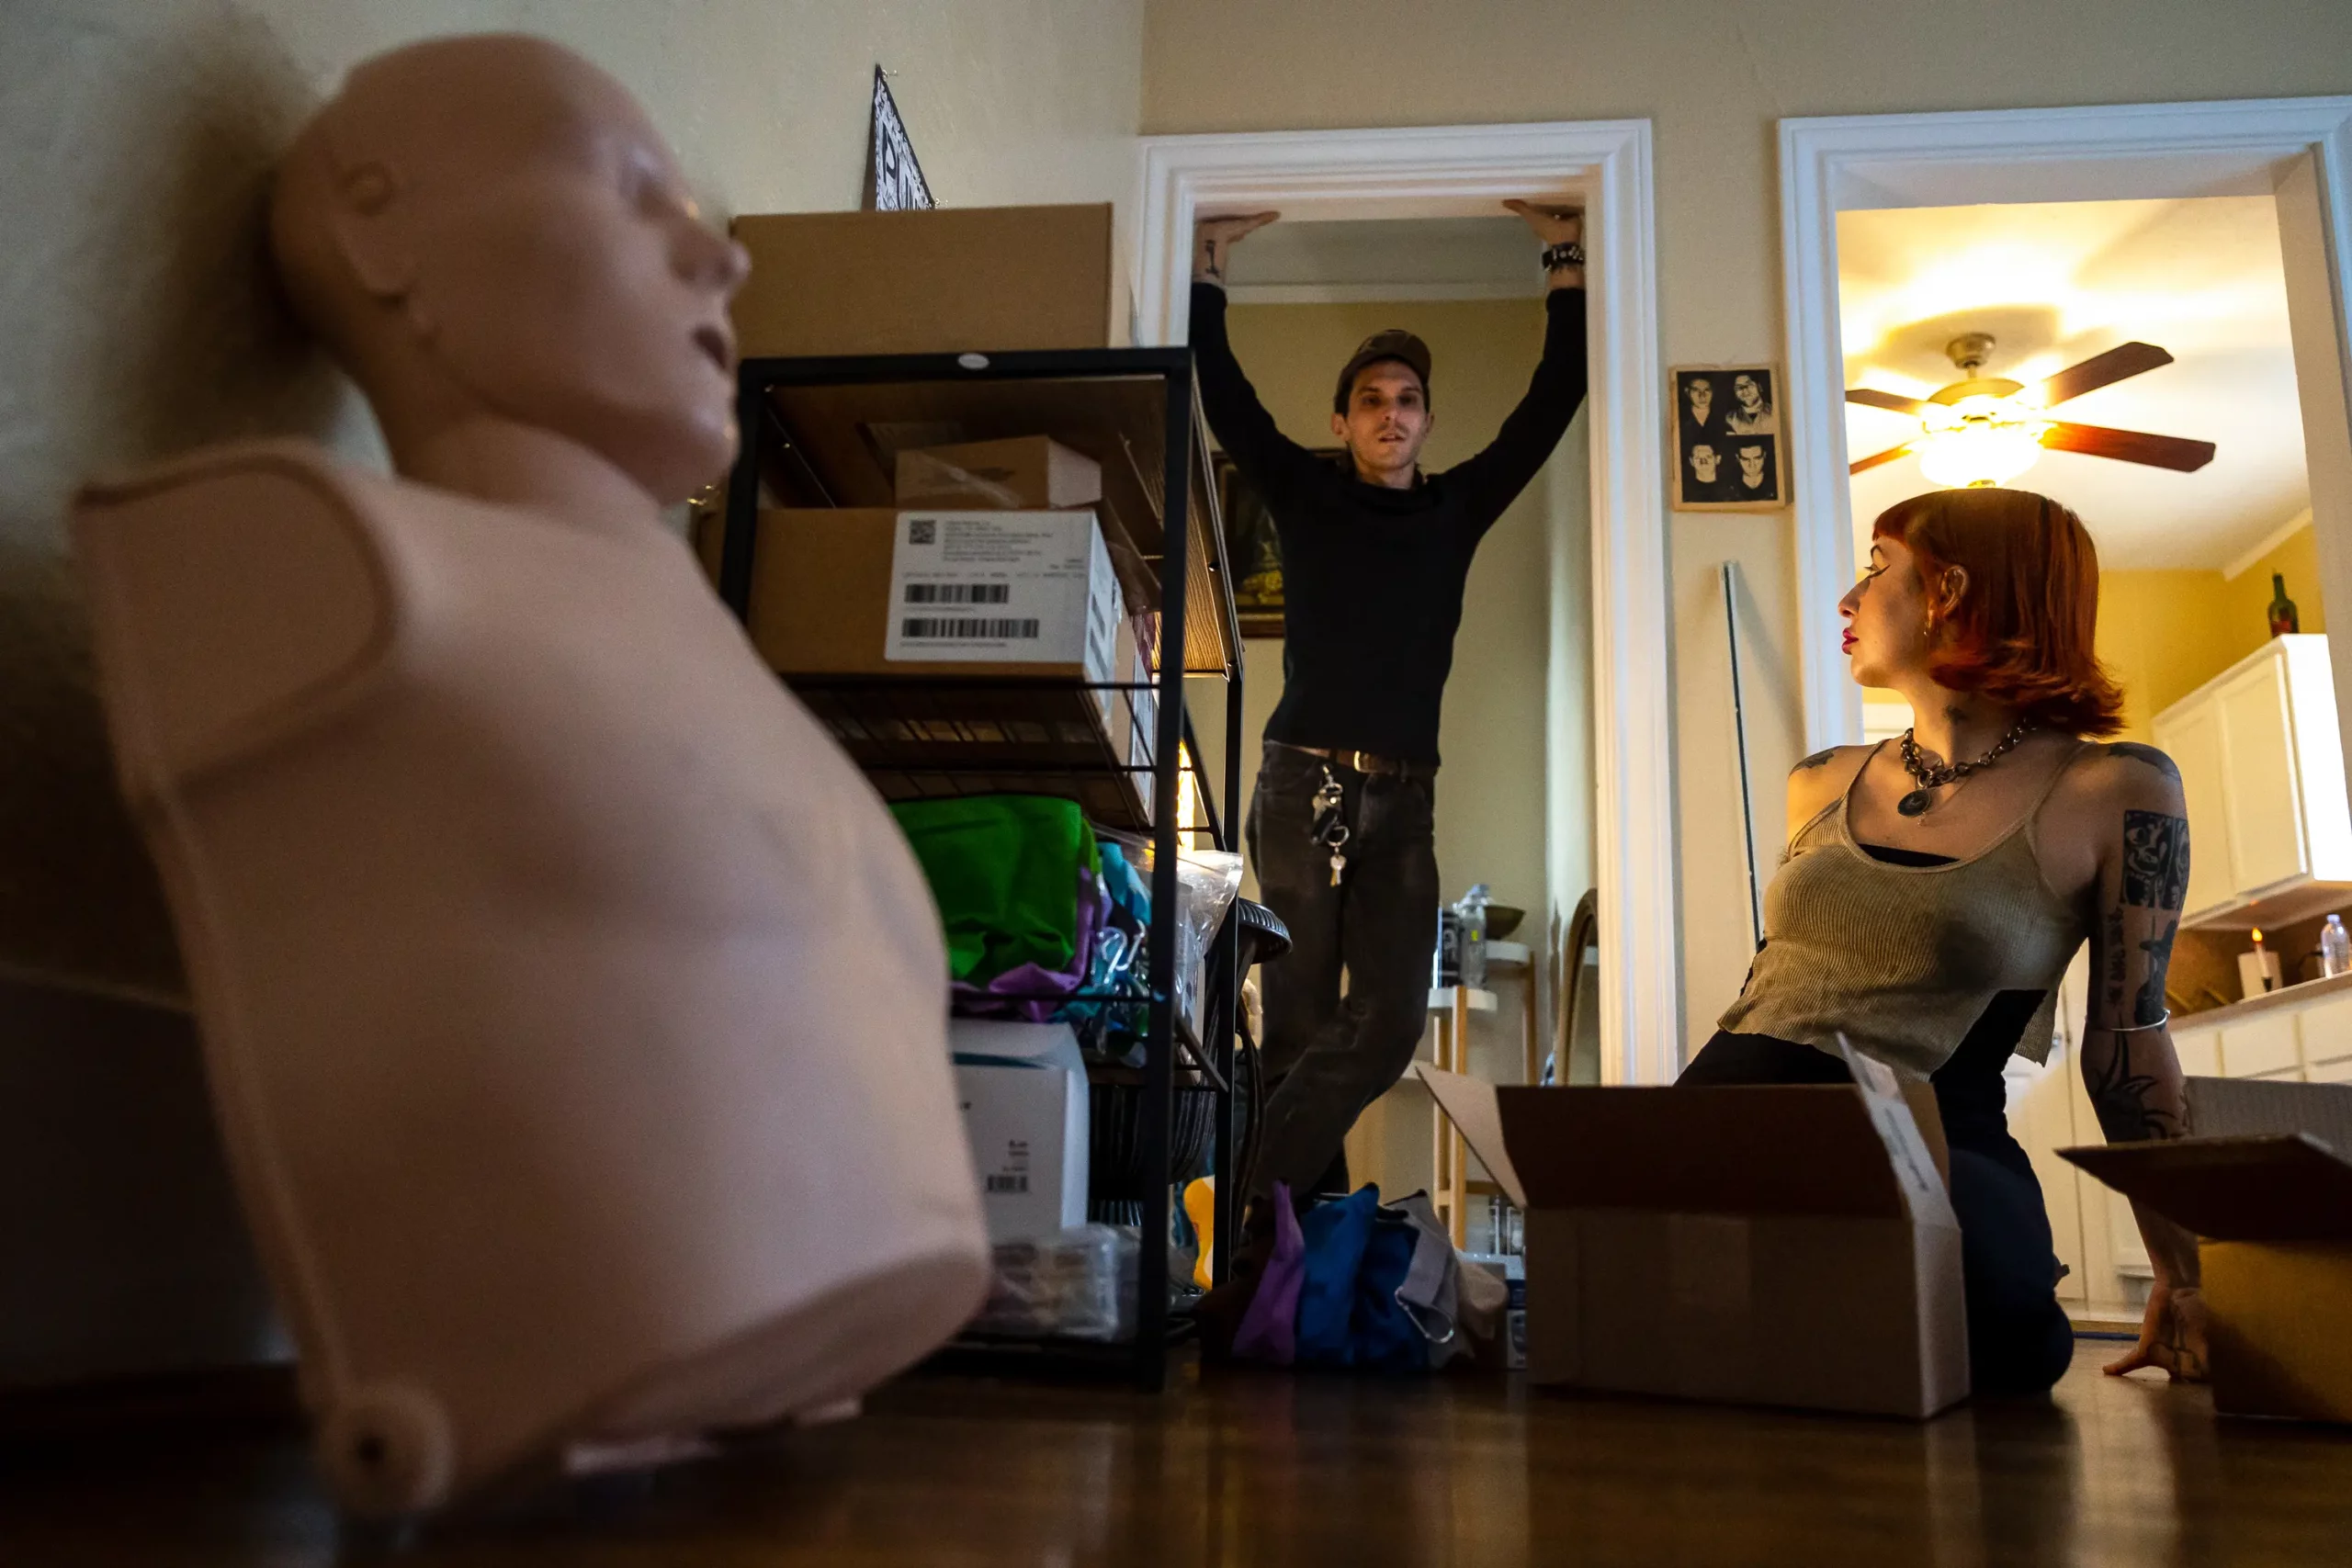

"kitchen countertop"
[2170, 967, 2352, 1031]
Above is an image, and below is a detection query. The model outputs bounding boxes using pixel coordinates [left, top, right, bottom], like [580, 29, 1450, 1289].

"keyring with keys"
[1310, 766, 1351, 886]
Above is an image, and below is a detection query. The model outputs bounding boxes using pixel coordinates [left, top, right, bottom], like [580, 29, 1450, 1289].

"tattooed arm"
[2079, 750, 2207, 1381]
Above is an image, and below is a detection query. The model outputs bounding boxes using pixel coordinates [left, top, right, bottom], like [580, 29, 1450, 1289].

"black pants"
[1679, 1032, 2077, 1397]
[1245, 743, 1440, 1204]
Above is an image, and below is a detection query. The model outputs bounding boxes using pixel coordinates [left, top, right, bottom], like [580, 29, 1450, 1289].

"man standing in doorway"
[1190, 200, 1589, 1263]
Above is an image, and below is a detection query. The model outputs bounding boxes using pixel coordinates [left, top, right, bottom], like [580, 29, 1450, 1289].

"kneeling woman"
[1688, 487, 2205, 1394]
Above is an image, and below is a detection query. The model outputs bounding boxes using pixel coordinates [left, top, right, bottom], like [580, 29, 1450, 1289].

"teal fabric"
[889, 796, 1102, 983]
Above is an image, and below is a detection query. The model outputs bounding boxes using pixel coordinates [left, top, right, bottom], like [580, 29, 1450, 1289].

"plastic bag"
[969, 1224, 1139, 1342]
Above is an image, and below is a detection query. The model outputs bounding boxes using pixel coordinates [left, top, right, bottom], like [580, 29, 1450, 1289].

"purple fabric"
[1231, 1182, 1306, 1365]
[952, 872, 1105, 1021]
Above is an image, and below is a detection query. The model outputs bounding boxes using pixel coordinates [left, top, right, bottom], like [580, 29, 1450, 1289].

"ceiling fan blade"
[1849, 443, 1915, 475]
[1846, 388, 1929, 416]
[2029, 342, 2174, 408]
[2040, 422, 2216, 472]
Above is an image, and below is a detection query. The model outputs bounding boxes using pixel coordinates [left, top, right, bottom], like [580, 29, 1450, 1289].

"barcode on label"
[901, 617, 1042, 640]
[904, 582, 1012, 605]
[985, 1175, 1030, 1194]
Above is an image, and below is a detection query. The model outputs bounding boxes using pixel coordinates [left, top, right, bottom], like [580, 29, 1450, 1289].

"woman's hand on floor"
[2104, 1279, 2209, 1382]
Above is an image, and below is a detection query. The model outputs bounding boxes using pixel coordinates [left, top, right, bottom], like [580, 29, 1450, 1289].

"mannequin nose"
[678, 222, 751, 292]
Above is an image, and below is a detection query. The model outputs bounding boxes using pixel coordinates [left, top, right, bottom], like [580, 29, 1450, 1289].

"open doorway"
[1200, 212, 1580, 1208]
[1136, 120, 1677, 1089]
[1784, 96, 2352, 1332]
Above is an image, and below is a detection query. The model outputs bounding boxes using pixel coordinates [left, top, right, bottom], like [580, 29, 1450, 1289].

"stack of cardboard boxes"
[708, 203, 1160, 830]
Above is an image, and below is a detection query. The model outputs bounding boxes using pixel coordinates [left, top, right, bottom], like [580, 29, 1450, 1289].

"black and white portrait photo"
[1671, 364, 1785, 511]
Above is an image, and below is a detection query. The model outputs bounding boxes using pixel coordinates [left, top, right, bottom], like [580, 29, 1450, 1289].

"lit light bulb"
[1914, 394, 2051, 489]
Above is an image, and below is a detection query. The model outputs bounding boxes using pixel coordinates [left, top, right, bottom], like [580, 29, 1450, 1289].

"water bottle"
[1457, 884, 1491, 991]
[2324, 913, 2351, 978]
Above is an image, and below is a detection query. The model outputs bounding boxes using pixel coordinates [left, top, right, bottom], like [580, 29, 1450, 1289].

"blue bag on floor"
[1293, 1185, 1436, 1371]
[1350, 1216, 1431, 1372]
[1295, 1187, 1379, 1364]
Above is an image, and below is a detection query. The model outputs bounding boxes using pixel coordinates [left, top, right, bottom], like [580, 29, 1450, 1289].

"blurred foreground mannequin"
[72, 36, 987, 1516]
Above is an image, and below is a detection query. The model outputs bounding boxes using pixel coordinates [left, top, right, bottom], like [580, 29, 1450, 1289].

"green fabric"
[889, 796, 1102, 983]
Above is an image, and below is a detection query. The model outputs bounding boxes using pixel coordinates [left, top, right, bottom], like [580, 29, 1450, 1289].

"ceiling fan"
[1847, 333, 2217, 489]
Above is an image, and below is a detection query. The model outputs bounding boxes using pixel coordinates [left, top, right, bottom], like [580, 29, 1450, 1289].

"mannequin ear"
[323, 163, 420, 301]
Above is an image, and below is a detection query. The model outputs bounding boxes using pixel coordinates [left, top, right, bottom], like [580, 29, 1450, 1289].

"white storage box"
[951, 1022, 1090, 1242]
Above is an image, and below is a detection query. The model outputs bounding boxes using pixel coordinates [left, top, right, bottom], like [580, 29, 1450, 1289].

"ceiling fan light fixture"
[1915, 394, 2052, 489]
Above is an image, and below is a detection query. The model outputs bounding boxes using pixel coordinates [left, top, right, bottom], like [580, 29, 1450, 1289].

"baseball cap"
[1333, 328, 1432, 413]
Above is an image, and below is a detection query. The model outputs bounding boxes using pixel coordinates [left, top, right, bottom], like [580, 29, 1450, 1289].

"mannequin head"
[271, 36, 749, 507]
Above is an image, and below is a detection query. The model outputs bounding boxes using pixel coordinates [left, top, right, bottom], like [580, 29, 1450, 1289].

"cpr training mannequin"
[71, 35, 988, 1516]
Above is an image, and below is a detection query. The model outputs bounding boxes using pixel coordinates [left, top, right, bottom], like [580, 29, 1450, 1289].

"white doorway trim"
[1136, 121, 1679, 1086]
[1781, 96, 2352, 750]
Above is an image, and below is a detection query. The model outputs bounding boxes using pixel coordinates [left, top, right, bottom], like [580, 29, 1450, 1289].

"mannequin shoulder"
[73, 440, 401, 796]
[1785, 743, 1872, 835]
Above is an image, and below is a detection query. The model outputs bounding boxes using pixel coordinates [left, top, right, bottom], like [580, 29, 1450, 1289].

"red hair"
[1871, 488, 2125, 737]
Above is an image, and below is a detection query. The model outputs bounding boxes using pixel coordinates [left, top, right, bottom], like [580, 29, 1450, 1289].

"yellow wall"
[0, 0, 1144, 998]
[1142, 0, 2352, 1054]
[2098, 525, 2326, 741]
[1193, 297, 1572, 931]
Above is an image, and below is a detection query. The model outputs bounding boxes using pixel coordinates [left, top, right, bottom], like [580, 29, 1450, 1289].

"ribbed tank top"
[1715, 741, 2090, 1077]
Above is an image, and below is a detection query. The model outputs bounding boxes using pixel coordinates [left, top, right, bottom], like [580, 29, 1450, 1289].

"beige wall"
[1142, 0, 2352, 1057]
[1200, 296, 1567, 928]
[0, 0, 1144, 998]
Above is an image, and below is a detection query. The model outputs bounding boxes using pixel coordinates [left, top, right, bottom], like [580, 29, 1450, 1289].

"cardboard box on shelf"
[951, 1021, 1091, 1243]
[1418, 1055, 1969, 1419]
[729, 204, 1117, 360]
[896, 437, 1102, 513]
[747, 508, 1120, 684]
[2064, 1077, 2352, 1423]
[748, 507, 1154, 829]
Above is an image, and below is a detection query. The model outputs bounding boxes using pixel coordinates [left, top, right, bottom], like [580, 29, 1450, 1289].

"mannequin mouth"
[692, 324, 734, 374]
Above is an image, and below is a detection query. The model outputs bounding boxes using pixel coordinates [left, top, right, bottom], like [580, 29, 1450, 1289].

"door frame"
[1780, 96, 2352, 750]
[1136, 120, 1680, 1085]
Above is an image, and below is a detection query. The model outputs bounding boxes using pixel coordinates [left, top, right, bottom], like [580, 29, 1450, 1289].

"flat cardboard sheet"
[2062, 1135, 2352, 1242]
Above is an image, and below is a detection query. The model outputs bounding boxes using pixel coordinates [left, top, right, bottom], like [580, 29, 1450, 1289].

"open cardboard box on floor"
[1419, 1051, 1969, 1418]
[2064, 1077, 2352, 1423]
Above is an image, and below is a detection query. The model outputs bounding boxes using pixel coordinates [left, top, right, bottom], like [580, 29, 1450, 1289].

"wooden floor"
[6, 1340, 2349, 1566]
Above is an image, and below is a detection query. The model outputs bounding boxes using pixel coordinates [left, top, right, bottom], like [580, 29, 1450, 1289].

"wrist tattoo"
[2088, 1033, 2185, 1142]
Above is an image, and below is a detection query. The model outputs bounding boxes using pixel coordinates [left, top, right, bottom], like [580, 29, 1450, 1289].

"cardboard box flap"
[1416, 1067, 1529, 1209]
[2063, 1134, 2352, 1241]
[1419, 1071, 1915, 1220]
[2187, 1075, 2352, 1150]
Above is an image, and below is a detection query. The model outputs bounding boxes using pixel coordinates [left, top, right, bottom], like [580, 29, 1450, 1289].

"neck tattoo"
[1896, 719, 2032, 818]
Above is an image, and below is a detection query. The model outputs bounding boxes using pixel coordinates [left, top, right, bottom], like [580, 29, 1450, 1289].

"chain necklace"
[1895, 719, 2032, 818]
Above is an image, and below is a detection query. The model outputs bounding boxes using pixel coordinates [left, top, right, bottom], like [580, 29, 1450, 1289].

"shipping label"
[886, 512, 1117, 675]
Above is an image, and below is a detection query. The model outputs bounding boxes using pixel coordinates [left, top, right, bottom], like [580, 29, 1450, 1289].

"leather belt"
[1275, 740, 1439, 781]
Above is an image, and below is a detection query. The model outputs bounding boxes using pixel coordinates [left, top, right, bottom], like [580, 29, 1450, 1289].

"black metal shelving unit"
[717, 344, 1244, 1391]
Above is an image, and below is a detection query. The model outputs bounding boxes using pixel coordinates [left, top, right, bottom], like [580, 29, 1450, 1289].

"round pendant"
[1897, 788, 1935, 818]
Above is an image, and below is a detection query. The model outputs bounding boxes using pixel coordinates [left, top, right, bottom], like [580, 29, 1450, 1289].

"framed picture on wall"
[1215, 448, 1343, 638]
[1670, 363, 1786, 512]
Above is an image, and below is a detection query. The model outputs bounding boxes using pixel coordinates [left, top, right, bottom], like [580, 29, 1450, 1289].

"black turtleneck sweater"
[1190, 281, 1588, 766]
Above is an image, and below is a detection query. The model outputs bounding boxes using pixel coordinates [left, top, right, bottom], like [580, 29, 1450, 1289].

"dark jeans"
[1245, 743, 1440, 1205]
[1679, 1032, 2077, 1397]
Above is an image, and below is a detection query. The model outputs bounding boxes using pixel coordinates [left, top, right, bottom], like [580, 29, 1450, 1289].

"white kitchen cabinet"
[2152, 634, 2352, 930]
[2220, 1010, 2303, 1077]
